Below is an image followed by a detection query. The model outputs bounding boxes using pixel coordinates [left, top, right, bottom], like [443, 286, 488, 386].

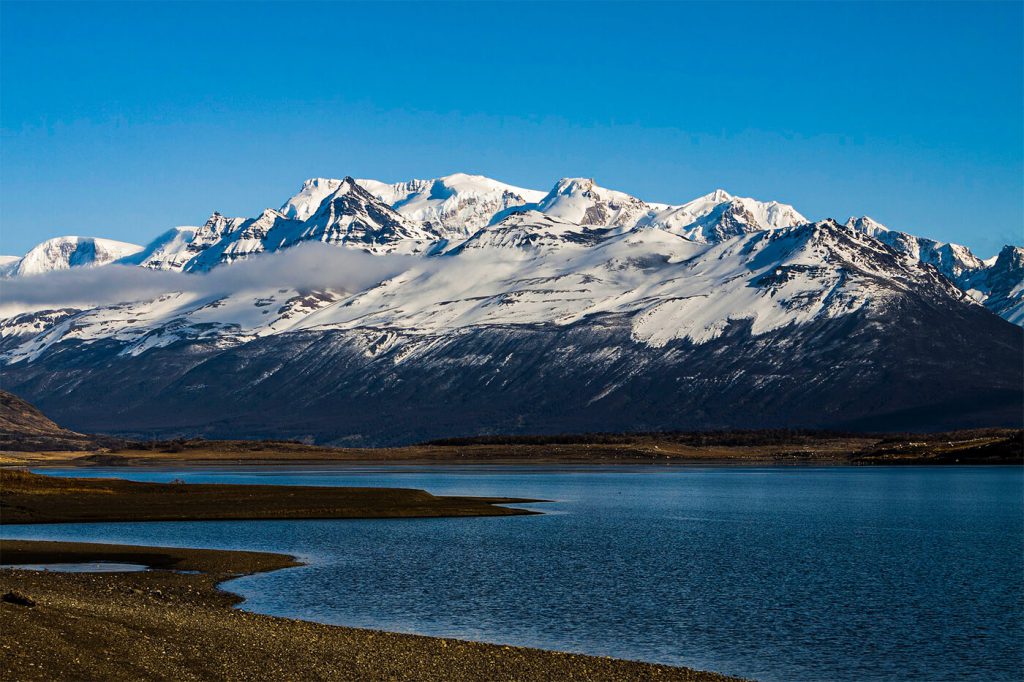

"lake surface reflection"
[5, 465, 1022, 681]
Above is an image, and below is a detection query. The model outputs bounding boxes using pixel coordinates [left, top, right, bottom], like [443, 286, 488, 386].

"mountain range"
[1, 174, 1020, 444]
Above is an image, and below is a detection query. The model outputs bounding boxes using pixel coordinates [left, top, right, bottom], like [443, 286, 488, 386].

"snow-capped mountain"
[279, 177, 346, 221]
[638, 189, 807, 243]
[2, 237, 143, 277]
[6, 174, 1016, 323]
[281, 173, 545, 239]
[1, 173, 1020, 443]
[961, 244, 1024, 324]
[121, 226, 201, 271]
[358, 173, 545, 238]
[845, 216, 985, 285]
[178, 210, 299, 272]
[521, 177, 653, 229]
[123, 178, 437, 273]
[291, 177, 439, 252]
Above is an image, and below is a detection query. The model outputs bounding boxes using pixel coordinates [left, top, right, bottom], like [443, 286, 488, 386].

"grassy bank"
[0, 470, 538, 524]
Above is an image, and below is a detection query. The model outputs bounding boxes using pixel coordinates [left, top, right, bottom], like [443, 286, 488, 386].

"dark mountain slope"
[2, 289, 1019, 446]
[0, 389, 120, 451]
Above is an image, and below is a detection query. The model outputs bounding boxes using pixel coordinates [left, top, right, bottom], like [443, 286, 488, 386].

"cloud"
[0, 243, 417, 310]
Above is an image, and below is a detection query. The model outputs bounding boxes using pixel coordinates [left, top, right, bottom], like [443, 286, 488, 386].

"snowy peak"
[149, 177, 439, 271]
[197, 212, 248, 239]
[289, 173, 547, 238]
[961, 244, 1024, 324]
[701, 188, 733, 204]
[639, 190, 807, 243]
[174, 212, 248, 267]
[3, 236, 143, 277]
[357, 178, 431, 207]
[296, 177, 438, 252]
[733, 196, 807, 231]
[845, 215, 888, 237]
[130, 212, 254, 273]
[182, 209, 301, 272]
[671, 188, 735, 218]
[531, 177, 651, 228]
[357, 173, 545, 237]
[548, 177, 596, 196]
[321, 176, 361, 201]
[127, 227, 201, 271]
[845, 216, 985, 284]
[280, 177, 346, 221]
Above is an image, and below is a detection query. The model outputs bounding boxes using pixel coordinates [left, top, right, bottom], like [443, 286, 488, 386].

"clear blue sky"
[2, 1, 1021, 257]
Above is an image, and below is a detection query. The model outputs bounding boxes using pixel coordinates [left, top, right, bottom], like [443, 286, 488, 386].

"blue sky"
[1, 1, 1021, 257]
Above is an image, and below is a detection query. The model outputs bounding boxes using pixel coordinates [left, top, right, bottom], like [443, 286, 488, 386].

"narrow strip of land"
[0, 470, 539, 524]
[0, 540, 743, 681]
[2, 428, 1019, 467]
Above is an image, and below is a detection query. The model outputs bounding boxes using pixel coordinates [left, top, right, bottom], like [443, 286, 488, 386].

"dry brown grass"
[0, 470, 538, 524]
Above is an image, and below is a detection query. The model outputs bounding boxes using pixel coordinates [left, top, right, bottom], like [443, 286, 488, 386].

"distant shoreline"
[3, 385, 1019, 467]
[2, 427, 1021, 468]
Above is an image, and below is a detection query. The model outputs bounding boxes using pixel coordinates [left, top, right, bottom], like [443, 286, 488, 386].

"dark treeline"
[128, 438, 310, 453]
[421, 428, 1024, 448]
[420, 429, 873, 447]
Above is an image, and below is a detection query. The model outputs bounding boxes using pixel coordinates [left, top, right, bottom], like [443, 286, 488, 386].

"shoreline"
[7, 455, 1023, 468]
[3, 428, 1020, 468]
[0, 539, 745, 681]
[0, 470, 542, 525]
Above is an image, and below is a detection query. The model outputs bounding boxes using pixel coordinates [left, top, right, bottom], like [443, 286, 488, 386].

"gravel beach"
[0, 540, 744, 681]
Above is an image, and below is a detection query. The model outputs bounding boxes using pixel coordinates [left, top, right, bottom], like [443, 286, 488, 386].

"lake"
[3, 465, 1021, 681]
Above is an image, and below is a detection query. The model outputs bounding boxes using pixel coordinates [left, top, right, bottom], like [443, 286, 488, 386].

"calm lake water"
[4, 465, 1022, 681]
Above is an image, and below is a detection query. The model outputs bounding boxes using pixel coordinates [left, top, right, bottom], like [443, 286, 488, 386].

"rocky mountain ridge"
[4, 174, 1017, 325]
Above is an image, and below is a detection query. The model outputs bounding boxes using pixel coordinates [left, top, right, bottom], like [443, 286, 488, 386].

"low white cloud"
[0, 243, 416, 311]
